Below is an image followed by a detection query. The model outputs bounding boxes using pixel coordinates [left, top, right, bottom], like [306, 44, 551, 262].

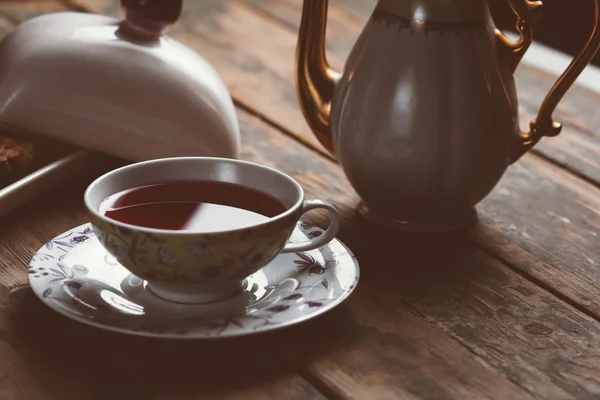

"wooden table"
[1, 1, 599, 399]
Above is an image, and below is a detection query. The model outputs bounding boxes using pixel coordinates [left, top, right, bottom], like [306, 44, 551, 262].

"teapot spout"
[295, 0, 340, 155]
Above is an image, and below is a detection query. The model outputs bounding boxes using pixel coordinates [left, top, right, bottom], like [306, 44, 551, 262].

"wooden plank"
[519, 107, 600, 186]
[516, 63, 600, 143]
[516, 35, 600, 96]
[471, 155, 600, 312]
[5, 278, 325, 400]
[10, 105, 600, 399]
[0, 0, 71, 23]
[0, 11, 14, 34]
[0, 289, 50, 399]
[277, 259, 600, 400]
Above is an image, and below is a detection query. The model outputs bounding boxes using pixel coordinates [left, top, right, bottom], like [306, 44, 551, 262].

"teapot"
[0, 0, 240, 162]
[296, 0, 600, 232]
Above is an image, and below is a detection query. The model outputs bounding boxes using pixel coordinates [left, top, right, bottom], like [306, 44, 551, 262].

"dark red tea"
[99, 181, 286, 231]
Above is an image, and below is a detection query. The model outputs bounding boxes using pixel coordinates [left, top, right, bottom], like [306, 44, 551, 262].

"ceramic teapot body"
[296, 0, 600, 232]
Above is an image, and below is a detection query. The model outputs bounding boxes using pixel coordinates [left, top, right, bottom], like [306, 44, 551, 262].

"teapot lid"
[118, 0, 182, 41]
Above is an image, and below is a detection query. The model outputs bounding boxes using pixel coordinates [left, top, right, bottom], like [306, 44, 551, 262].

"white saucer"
[28, 222, 359, 339]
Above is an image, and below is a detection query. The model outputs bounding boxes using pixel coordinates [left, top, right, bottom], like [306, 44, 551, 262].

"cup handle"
[281, 199, 340, 253]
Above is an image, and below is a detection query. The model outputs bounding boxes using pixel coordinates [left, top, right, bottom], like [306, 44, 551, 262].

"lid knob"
[120, 0, 182, 40]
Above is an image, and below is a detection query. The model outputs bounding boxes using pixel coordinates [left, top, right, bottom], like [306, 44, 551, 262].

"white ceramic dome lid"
[0, 0, 241, 162]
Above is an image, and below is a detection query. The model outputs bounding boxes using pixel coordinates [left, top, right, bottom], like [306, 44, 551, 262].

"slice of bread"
[0, 132, 34, 187]
[0, 133, 34, 168]
[0, 128, 75, 188]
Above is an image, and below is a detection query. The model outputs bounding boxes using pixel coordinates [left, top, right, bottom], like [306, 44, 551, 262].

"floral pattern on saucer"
[28, 222, 359, 339]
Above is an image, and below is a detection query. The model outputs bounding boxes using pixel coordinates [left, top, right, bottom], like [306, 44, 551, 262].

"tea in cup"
[83, 157, 340, 304]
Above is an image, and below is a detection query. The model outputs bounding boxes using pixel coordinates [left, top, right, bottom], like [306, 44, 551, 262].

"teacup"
[83, 157, 340, 304]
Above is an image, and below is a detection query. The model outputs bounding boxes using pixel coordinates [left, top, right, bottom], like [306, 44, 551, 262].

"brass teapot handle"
[496, 0, 600, 162]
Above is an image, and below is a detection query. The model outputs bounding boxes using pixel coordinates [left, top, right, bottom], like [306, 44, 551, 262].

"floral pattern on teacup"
[89, 210, 299, 285]
[186, 242, 211, 259]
